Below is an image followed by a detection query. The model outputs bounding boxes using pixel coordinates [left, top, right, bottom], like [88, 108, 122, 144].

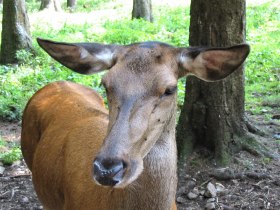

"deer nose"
[93, 158, 126, 186]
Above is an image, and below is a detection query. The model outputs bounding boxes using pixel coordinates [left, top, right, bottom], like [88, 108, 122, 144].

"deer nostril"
[93, 158, 126, 186]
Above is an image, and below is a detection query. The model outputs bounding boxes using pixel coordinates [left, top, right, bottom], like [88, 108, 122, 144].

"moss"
[177, 135, 194, 167]
[215, 149, 231, 166]
[239, 134, 279, 159]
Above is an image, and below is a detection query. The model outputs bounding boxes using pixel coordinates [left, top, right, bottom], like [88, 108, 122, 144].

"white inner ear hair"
[79, 48, 91, 60]
[178, 53, 193, 70]
[95, 48, 114, 66]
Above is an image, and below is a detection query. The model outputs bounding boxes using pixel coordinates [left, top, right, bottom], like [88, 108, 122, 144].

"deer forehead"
[102, 43, 178, 92]
[102, 67, 177, 100]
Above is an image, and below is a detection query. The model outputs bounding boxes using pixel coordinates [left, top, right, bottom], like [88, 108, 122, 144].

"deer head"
[37, 38, 249, 188]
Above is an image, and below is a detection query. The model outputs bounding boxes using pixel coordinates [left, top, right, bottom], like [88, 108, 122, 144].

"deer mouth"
[92, 157, 143, 188]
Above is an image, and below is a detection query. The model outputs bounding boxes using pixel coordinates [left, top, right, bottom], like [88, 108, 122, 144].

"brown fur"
[21, 81, 177, 210]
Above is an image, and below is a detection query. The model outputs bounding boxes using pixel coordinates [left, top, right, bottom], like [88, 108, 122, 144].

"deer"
[21, 38, 249, 210]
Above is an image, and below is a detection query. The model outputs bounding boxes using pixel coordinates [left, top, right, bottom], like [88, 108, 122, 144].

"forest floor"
[0, 111, 279, 210]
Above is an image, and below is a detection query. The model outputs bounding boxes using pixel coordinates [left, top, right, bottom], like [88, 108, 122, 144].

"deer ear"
[178, 44, 250, 81]
[37, 38, 119, 74]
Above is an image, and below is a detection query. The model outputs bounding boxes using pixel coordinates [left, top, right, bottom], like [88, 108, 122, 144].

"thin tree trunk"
[1, 0, 32, 64]
[177, 0, 272, 166]
[40, 0, 61, 11]
[132, 0, 153, 22]
[67, 0, 76, 8]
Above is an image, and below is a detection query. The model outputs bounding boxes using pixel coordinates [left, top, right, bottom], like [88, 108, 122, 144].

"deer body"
[21, 39, 249, 210]
[22, 81, 177, 210]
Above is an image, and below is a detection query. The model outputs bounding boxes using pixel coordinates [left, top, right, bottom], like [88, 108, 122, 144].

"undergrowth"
[0, 137, 22, 165]
[1, 1, 279, 121]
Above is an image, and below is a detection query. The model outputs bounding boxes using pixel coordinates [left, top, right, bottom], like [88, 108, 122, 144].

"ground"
[0, 112, 279, 210]
[176, 112, 280, 209]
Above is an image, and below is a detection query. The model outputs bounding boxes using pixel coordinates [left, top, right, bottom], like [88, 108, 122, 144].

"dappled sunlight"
[28, 0, 274, 33]
[29, 0, 190, 31]
[30, 10, 127, 31]
[247, 0, 276, 5]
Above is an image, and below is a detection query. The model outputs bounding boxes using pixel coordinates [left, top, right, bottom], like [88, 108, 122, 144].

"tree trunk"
[40, 0, 61, 11]
[132, 0, 153, 22]
[1, 0, 32, 64]
[67, 0, 76, 9]
[177, 0, 272, 166]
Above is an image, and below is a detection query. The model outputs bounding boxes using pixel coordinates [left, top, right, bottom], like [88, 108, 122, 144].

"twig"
[8, 187, 19, 201]
[0, 190, 10, 198]
[209, 169, 272, 181]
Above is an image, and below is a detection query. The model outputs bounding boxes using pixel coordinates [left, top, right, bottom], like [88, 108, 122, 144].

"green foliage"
[25, 0, 41, 12]
[0, 147, 22, 165]
[100, 7, 189, 46]
[0, 137, 22, 165]
[177, 78, 186, 108]
[0, 137, 6, 147]
[0, 49, 105, 121]
[262, 157, 272, 165]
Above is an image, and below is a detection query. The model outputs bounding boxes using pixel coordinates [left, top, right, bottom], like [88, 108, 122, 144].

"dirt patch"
[176, 112, 280, 210]
[0, 122, 41, 209]
[0, 112, 279, 210]
[177, 150, 280, 209]
[0, 122, 21, 144]
[0, 162, 42, 210]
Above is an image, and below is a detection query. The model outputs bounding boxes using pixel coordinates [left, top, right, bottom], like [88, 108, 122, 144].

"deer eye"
[162, 86, 177, 97]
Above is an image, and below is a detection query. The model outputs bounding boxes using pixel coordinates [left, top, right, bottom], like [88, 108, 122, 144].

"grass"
[245, 0, 280, 114]
[0, 0, 279, 163]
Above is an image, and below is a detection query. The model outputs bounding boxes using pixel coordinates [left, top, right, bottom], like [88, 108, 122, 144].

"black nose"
[93, 158, 126, 186]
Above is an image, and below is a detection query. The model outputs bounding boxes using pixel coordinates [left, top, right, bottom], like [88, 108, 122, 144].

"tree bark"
[1, 0, 32, 64]
[132, 0, 153, 22]
[40, 0, 61, 11]
[67, 0, 76, 9]
[177, 0, 272, 166]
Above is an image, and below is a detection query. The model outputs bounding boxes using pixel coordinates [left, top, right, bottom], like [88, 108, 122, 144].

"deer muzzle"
[93, 157, 127, 186]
